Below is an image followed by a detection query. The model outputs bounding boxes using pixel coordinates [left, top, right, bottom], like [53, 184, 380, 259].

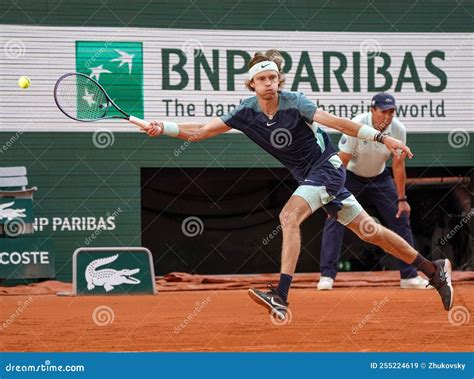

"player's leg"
[248, 159, 346, 320]
[249, 155, 349, 318]
[279, 194, 313, 275]
[342, 205, 453, 311]
[248, 194, 312, 320]
[347, 209, 417, 263]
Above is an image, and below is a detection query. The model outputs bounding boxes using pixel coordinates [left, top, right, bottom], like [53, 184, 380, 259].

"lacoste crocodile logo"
[0, 202, 26, 220]
[85, 254, 140, 292]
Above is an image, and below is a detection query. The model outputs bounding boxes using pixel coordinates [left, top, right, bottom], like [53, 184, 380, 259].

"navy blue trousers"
[320, 169, 418, 279]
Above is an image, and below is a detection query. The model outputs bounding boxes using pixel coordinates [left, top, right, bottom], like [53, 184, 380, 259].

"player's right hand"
[142, 120, 163, 137]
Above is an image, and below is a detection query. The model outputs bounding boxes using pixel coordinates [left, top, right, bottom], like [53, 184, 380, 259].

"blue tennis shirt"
[221, 91, 336, 183]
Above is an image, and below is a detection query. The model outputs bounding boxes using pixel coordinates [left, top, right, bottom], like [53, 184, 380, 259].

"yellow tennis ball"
[18, 76, 31, 89]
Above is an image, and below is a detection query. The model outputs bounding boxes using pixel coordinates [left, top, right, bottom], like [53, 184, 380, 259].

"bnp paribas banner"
[0, 25, 472, 132]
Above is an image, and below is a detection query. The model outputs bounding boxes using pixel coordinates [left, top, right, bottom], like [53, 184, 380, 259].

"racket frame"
[54, 72, 149, 129]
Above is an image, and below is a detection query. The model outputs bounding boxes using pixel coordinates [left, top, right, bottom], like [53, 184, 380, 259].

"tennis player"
[143, 50, 453, 320]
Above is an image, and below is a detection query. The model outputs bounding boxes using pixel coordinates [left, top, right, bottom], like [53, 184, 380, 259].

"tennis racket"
[53, 72, 149, 129]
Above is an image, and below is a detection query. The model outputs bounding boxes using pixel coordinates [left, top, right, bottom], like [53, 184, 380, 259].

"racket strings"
[56, 74, 108, 120]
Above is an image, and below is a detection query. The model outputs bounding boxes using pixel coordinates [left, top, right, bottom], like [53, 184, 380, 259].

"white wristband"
[162, 121, 179, 137]
[357, 124, 378, 141]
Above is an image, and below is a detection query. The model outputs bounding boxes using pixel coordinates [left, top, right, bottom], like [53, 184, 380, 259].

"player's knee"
[279, 209, 302, 229]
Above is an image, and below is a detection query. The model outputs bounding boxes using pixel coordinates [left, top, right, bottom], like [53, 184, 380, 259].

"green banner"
[0, 237, 55, 279]
[0, 198, 34, 225]
[75, 41, 144, 119]
[74, 248, 155, 295]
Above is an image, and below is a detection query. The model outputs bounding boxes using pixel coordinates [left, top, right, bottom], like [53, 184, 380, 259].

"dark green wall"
[0, 0, 472, 32]
[0, 131, 472, 281]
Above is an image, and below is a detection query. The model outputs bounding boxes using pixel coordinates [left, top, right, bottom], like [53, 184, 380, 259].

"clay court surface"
[1, 272, 472, 352]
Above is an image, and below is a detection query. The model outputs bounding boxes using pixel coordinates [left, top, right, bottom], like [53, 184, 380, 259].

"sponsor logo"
[76, 41, 144, 119]
[85, 254, 141, 292]
[0, 202, 26, 221]
[270, 297, 285, 308]
[0, 251, 51, 265]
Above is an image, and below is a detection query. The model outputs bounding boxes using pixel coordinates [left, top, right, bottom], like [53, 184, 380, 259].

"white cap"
[248, 61, 279, 80]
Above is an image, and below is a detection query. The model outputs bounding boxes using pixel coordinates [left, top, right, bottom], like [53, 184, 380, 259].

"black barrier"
[141, 167, 471, 275]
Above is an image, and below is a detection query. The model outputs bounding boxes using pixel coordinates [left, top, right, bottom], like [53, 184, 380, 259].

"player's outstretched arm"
[313, 109, 413, 159]
[142, 117, 231, 141]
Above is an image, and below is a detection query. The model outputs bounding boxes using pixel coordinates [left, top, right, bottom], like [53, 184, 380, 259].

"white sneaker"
[317, 276, 334, 291]
[400, 275, 431, 289]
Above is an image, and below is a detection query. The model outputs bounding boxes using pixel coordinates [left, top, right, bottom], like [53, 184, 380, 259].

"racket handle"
[129, 116, 149, 129]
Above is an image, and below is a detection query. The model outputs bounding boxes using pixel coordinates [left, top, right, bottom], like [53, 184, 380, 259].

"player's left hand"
[396, 200, 411, 218]
[383, 136, 413, 159]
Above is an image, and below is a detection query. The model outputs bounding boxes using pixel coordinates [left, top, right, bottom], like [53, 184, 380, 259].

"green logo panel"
[75, 41, 144, 119]
[74, 248, 155, 295]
